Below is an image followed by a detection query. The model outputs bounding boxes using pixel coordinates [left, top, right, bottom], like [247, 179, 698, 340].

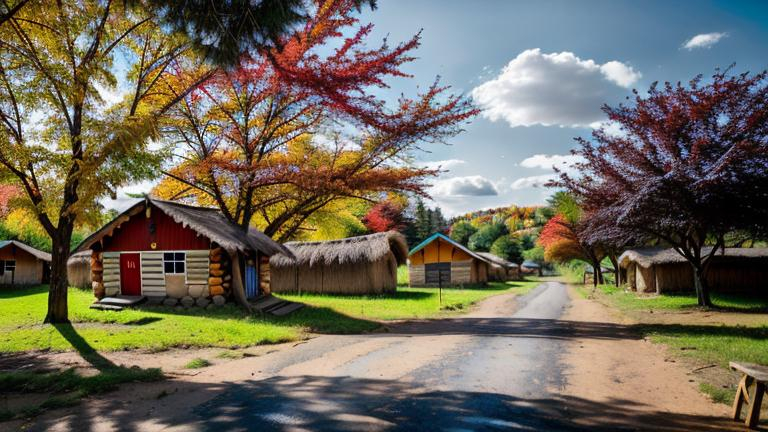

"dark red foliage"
[555, 68, 768, 305]
[362, 200, 406, 233]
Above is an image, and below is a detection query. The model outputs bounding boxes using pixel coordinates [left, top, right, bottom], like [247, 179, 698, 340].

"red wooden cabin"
[73, 197, 291, 306]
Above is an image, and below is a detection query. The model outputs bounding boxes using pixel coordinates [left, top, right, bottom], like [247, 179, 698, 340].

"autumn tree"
[0, 1, 213, 322]
[449, 220, 476, 246]
[557, 69, 768, 306]
[156, 0, 477, 241]
[362, 199, 406, 233]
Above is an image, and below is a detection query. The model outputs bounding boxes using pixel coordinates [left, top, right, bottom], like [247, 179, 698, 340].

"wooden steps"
[250, 295, 305, 317]
[91, 295, 147, 311]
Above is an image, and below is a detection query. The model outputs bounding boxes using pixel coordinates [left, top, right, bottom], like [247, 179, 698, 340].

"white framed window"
[163, 252, 185, 274]
[5, 260, 15, 271]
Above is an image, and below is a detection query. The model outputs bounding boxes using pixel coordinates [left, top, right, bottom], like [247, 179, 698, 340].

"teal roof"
[408, 232, 490, 263]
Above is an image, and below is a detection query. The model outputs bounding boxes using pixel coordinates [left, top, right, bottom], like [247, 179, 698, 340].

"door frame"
[119, 252, 143, 296]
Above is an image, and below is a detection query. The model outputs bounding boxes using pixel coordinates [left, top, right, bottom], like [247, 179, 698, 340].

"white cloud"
[600, 61, 643, 88]
[471, 49, 641, 128]
[431, 175, 499, 197]
[510, 174, 555, 190]
[683, 32, 727, 50]
[519, 154, 584, 171]
[589, 120, 626, 137]
[419, 159, 466, 171]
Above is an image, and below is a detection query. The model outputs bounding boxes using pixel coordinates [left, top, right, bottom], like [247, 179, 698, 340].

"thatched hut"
[408, 233, 491, 286]
[476, 252, 520, 281]
[619, 248, 768, 295]
[0, 240, 50, 286]
[67, 251, 92, 289]
[270, 231, 408, 295]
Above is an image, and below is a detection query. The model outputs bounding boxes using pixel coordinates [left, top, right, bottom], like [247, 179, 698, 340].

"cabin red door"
[119, 253, 141, 296]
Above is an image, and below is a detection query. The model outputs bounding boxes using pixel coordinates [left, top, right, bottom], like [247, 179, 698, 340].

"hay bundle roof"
[74, 197, 292, 257]
[476, 252, 519, 269]
[271, 231, 408, 267]
[619, 247, 768, 268]
[0, 240, 51, 261]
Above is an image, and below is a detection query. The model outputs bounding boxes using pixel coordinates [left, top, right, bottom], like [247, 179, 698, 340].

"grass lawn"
[279, 280, 540, 321]
[582, 283, 768, 404]
[0, 286, 375, 353]
[1, 279, 539, 353]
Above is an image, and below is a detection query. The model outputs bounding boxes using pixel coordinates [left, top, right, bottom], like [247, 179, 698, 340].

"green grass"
[591, 284, 768, 312]
[0, 286, 373, 353]
[216, 350, 245, 359]
[0, 366, 163, 420]
[279, 280, 540, 321]
[397, 265, 409, 286]
[699, 382, 735, 405]
[184, 358, 211, 369]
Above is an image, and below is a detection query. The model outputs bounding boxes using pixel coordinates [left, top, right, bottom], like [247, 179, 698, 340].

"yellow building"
[408, 233, 491, 286]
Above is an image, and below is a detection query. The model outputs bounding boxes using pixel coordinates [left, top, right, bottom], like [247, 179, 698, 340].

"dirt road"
[15, 281, 737, 431]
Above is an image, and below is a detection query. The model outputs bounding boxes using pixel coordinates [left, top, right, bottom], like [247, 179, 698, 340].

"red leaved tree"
[158, 0, 477, 240]
[362, 200, 406, 233]
[557, 68, 768, 306]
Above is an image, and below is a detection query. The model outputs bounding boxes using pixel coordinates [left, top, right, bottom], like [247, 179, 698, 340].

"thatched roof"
[73, 197, 292, 257]
[0, 240, 51, 261]
[476, 252, 519, 269]
[67, 250, 91, 264]
[270, 231, 408, 267]
[619, 247, 768, 269]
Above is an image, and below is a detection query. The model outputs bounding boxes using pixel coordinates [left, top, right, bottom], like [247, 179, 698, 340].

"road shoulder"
[559, 284, 738, 431]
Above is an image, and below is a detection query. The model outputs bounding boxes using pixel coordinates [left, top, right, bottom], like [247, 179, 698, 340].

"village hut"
[619, 247, 768, 295]
[67, 251, 92, 289]
[476, 252, 520, 281]
[408, 233, 491, 286]
[270, 231, 408, 295]
[72, 196, 292, 309]
[0, 240, 50, 286]
[520, 260, 541, 276]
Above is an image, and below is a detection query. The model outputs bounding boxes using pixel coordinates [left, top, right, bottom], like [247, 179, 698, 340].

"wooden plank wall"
[103, 252, 120, 296]
[450, 260, 472, 284]
[185, 250, 210, 286]
[140, 252, 165, 296]
[409, 265, 425, 286]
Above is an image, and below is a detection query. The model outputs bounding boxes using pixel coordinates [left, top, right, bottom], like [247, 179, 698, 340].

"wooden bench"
[731, 361, 768, 428]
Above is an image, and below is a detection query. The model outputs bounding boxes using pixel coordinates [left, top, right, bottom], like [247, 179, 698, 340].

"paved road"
[185, 281, 581, 431]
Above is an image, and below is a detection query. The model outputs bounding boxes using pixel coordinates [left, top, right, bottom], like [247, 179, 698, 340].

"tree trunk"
[229, 250, 254, 313]
[608, 254, 620, 286]
[596, 265, 604, 285]
[44, 222, 74, 324]
[592, 264, 599, 288]
[692, 264, 712, 307]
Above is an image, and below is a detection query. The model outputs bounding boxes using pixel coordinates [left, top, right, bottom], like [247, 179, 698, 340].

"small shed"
[408, 233, 491, 286]
[618, 248, 768, 295]
[476, 252, 520, 281]
[0, 240, 50, 286]
[270, 231, 408, 295]
[72, 197, 291, 308]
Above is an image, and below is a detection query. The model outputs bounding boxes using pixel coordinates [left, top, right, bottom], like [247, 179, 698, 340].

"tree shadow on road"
[19, 374, 756, 431]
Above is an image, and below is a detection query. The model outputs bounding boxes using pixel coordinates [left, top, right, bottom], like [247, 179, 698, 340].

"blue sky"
[352, 0, 768, 216]
[107, 0, 768, 215]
